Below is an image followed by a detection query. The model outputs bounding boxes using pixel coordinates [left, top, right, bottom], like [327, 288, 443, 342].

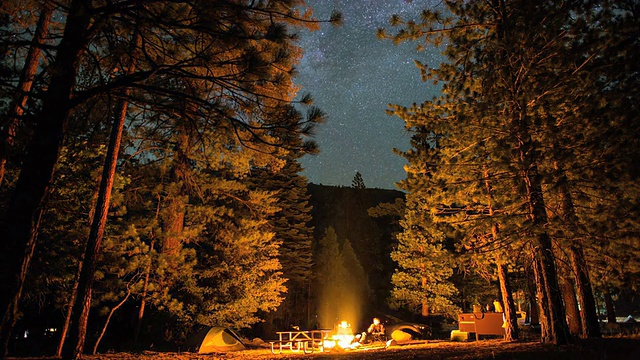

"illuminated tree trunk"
[63, 31, 140, 360]
[0, 3, 53, 186]
[162, 197, 185, 257]
[497, 263, 519, 341]
[57, 177, 100, 356]
[0, 1, 92, 355]
[560, 275, 582, 336]
[570, 245, 600, 338]
[159, 131, 190, 281]
[530, 251, 552, 342]
[514, 109, 570, 344]
[552, 145, 600, 338]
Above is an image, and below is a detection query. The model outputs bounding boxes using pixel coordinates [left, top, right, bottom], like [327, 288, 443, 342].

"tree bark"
[560, 275, 582, 336]
[63, 31, 140, 360]
[497, 263, 519, 341]
[57, 171, 100, 356]
[603, 287, 616, 324]
[159, 131, 190, 276]
[526, 265, 539, 325]
[0, 1, 93, 356]
[515, 114, 570, 344]
[491, 0, 570, 344]
[553, 153, 600, 338]
[570, 245, 600, 338]
[0, 3, 53, 186]
[531, 252, 552, 342]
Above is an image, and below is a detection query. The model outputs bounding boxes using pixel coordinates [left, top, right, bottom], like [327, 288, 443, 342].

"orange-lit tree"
[389, 132, 460, 319]
[0, 0, 340, 357]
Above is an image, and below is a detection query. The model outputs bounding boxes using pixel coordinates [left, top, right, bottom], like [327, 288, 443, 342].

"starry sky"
[296, 0, 443, 190]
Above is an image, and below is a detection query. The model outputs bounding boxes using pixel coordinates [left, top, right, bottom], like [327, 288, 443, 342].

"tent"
[187, 326, 246, 353]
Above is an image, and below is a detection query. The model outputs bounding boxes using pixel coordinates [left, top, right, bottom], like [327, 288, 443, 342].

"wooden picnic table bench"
[269, 329, 332, 354]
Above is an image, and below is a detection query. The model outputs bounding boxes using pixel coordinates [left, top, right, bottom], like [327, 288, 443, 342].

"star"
[297, 0, 444, 189]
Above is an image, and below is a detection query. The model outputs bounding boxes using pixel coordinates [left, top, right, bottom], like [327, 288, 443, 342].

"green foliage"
[383, 0, 640, 332]
[249, 157, 315, 330]
[390, 192, 459, 318]
[1, 0, 341, 352]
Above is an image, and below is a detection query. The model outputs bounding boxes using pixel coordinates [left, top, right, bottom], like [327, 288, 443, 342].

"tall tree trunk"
[531, 252, 552, 342]
[515, 113, 570, 344]
[0, 1, 93, 355]
[162, 198, 185, 257]
[160, 131, 191, 276]
[497, 263, 519, 341]
[603, 287, 616, 324]
[560, 275, 582, 336]
[553, 154, 600, 338]
[526, 265, 539, 325]
[492, 0, 569, 344]
[63, 31, 140, 360]
[570, 245, 600, 338]
[0, 3, 54, 186]
[534, 234, 570, 344]
[57, 169, 101, 356]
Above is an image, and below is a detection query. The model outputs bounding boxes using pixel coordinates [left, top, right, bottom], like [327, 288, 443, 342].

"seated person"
[363, 317, 385, 343]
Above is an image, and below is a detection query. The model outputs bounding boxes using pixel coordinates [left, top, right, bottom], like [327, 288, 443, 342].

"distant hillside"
[306, 183, 404, 311]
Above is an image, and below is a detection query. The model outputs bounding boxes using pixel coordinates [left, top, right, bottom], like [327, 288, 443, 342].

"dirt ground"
[12, 337, 640, 360]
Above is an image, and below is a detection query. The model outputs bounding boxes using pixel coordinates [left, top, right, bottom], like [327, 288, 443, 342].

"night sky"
[296, 0, 443, 190]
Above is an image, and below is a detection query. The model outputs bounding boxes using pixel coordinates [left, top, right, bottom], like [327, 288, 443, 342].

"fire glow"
[323, 321, 356, 349]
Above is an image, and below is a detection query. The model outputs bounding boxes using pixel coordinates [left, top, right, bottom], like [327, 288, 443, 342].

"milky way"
[296, 0, 443, 189]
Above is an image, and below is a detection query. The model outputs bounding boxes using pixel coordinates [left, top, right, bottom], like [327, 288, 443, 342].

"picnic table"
[269, 329, 332, 354]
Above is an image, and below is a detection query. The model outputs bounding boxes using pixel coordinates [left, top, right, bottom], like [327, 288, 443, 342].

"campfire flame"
[324, 321, 357, 350]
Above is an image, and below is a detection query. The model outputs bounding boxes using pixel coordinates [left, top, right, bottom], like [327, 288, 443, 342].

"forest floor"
[10, 336, 640, 360]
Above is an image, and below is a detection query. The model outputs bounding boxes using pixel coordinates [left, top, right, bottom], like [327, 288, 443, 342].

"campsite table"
[270, 329, 332, 354]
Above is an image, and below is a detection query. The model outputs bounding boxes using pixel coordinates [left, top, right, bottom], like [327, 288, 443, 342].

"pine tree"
[378, 0, 626, 344]
[351, 171, 366, 189]
[0, 1, 53, 186]
[390, 135, 460, 317]
[251, 157, 316, 332]
[0, 1, 340, 355]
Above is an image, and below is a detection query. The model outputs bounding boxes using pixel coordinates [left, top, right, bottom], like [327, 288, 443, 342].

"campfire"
[323, 321, 357, 350]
